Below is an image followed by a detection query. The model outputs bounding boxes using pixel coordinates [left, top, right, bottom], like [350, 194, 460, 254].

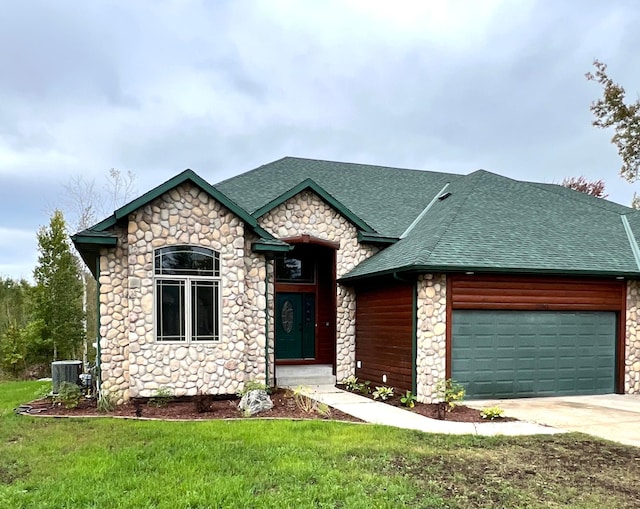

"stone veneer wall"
[99, 183, 268, 402]
[626, 280, 640, 394]
[99, 225, 129, 404]
[415, 274, 447, 403]
[258, 190, 378, 380]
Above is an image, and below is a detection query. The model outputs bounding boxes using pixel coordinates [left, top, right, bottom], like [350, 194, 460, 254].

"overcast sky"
[1, 0, 639, 280]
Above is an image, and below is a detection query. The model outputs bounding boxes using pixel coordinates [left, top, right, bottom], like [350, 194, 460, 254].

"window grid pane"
[191, 280, 218, 341]
[157, 279, 185, 341]
[154, 246, 220, 277]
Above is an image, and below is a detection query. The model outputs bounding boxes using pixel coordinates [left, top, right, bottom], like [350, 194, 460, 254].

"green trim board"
[70, 234, 118, 246]
[88, 169, 263, 233]
[357, 232, 399, 244]
[252, 178, 376, 233]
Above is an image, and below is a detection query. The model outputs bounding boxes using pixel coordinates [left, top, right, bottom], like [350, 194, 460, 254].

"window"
[275, 250, 316, 283]
[154, 246, 220, 342]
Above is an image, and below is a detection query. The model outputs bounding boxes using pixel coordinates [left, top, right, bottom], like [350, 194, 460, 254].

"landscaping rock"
[238, 389, 273, 415]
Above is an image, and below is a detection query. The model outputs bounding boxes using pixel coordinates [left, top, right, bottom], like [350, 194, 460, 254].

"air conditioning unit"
[52, 361, 82, 393]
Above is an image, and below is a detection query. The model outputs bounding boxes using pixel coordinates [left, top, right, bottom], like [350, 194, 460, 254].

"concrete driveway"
[467, 394, 640, 447]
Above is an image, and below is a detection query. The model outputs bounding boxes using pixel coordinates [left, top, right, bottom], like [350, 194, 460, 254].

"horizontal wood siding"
[355, 281, 414, 392]
[451, 275, 625, 311]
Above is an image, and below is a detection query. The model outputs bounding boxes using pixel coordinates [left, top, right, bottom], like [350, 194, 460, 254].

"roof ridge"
[406, 172, 483, 266]
[528, 180, 633, 214]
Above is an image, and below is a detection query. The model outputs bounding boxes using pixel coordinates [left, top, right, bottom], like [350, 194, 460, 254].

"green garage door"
[452, 310, 616, 399]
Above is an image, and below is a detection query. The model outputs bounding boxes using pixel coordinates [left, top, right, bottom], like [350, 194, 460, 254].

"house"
[72, 157, 640, 404]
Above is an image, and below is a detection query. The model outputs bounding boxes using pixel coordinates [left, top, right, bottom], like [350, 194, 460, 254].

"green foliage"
[481, 406, 505, 420]
[0, 277, 32, 337]
[33, 381, 52, 400]
[33, 210, 85, 361]
[292, 385, 331, 417]
[0, 319, 49, 378]
[148, 387, 173, 408]
[54, 381, 82, 409]
[400, 390, 417, 408]
[434, 378, 466, 411]
[586, 60, 640, 185]
[341, 375, 370, 394]
[236, 380, 271, 398]
[97, 392, 118, 413]
[372, 386, 394, 401]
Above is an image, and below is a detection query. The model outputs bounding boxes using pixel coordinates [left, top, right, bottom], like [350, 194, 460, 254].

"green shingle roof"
[216, 157, 640, 280]
[216, 157, 461, 238]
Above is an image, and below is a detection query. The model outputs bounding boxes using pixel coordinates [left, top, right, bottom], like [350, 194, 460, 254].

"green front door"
[275, 293, 315, 359]
[452, 310, 616, 399]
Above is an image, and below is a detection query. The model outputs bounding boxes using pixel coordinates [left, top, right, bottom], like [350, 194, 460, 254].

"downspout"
[412, 279, 418, 395]
[95, 257, 102, 395]
[264, 257, 271, 386]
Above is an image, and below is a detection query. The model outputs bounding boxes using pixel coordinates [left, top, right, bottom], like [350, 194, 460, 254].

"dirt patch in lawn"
[20, 389, 363, 422]
[336, 384, 515, 423]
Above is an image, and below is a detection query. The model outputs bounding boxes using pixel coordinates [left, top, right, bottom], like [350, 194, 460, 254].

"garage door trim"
[445, 275, 627, 394]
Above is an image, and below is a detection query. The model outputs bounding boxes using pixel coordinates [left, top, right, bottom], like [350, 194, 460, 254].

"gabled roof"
[216, 157, 461, 237]
[342, 170, 640, 280]
[72, 169, 289, 276]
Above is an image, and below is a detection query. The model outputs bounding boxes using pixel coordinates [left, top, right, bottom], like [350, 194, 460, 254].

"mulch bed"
[335, 384, 515, 423]
[20, 388, 363, 422]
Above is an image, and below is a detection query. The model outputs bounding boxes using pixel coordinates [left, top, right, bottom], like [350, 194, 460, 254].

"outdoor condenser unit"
[51, 360, 82, 393]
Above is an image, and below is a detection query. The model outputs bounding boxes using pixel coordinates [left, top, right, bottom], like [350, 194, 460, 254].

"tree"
[561, 176, 607, 198]
[586, 60, 640, 183]
[33, 210, 85, 360]
[62, 169, 137, 367]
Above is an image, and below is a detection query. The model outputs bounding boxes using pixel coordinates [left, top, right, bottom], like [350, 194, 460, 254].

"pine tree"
[33, 210, 85, 360]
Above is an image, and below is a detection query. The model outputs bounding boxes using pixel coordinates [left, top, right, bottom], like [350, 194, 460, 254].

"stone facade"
[99, 183, 268, 403]
[415, 274, 447, 403]
[626, 280, 640, 394]
[258, 190, 378, 381]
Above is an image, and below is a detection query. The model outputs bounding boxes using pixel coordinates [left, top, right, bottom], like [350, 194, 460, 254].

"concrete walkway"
[308, 385, 562, 437]
[467, 394, 640, 447]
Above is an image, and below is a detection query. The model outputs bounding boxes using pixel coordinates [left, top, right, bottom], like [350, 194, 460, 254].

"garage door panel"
[452, 310, 616, 399]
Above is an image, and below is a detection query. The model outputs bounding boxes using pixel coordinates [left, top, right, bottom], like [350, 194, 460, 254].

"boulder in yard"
[238, 389, 273, 415]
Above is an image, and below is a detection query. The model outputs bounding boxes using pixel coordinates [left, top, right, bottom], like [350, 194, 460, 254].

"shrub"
[148, 387, 173, 408]
[341, 375, 360, 392]
[434, 378, 465, 411]
[237, 380, 271, 398]
[97, 392, 118, 413]
[400, 390, 417, 408]
[54, 381, 82, 409]
[372, 386, 394, 401]
[481, 406, 505, 420]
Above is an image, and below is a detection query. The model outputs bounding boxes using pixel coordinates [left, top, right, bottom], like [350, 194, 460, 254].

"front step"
[276, 364, 336, 387]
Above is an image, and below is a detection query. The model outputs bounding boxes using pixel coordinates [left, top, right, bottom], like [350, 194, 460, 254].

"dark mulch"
[21, 389, 363, 422]
[336, 384, 515, 423]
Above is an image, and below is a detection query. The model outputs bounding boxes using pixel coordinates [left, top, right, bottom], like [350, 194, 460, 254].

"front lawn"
[1, 381, 639, 508]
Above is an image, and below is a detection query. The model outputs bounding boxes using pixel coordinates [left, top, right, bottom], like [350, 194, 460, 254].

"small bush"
[481, 406, 505, 420]
[293, 385, 316, 413]
[54, 382, 82, 409]
[237, 380, 271, 398]
[400, 390, 417, 408]
[33, 382, 51, 400]
[97, 392, 118, 413]
[148, 387, 173, 408]
[372, 386, 394, 401]
[194, 393, 215, 413]
[434, 378, 465, 411]
[341, 375, 360, 392]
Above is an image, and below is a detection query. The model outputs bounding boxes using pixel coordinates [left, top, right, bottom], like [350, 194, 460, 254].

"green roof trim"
[400, 183, 450, 239]
[339, 264, 639, 283]
[252, 178, 376, 233]
[252, 240, 293, 253]
[621, 215, 640, 271]
[357, 232, 399, 244]
[94, 169, 261, 232]
[71, 234, 118, 246]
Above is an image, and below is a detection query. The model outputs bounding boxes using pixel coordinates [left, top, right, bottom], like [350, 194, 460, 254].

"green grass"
[1, 381, 640, 508]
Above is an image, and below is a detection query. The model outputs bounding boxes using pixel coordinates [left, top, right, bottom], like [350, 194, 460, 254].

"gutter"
[95, 258, 102, 395]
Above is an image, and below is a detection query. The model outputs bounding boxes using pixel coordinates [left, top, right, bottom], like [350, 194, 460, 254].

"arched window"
[154, 246, 220, 342]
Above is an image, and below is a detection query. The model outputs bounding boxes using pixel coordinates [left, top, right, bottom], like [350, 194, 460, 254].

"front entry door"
[275, 293, 315, 359]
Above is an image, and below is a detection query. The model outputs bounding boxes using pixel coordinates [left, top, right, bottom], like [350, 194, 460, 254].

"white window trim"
[153, 247, 222, 344]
